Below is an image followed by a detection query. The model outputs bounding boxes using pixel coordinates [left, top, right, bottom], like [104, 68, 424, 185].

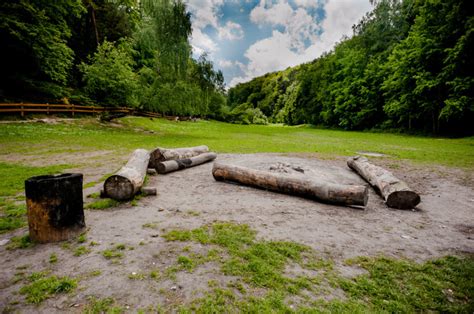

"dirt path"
[1, 153, 473, 311]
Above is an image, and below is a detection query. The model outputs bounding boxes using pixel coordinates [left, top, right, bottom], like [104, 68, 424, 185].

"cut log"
[141, 187, 157, 196]
[148, 145, 209, 168]
[212, 162, 368, 207]
[347, 156, 420, 209]
[156, 152, 217, 174]
[104, 149, 150, 200]
[25, 173, 85, 243]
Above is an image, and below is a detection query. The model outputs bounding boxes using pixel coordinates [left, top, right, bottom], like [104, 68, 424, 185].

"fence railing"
[0, 103, 162, 118]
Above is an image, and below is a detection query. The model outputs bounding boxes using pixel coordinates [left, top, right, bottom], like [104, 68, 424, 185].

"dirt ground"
[1, 153, 473, 312]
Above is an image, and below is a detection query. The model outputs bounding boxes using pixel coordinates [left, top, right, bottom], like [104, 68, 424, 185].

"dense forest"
[228, 0, 473, 135]
[1, 0, 472, 135]
[0, 0, 226, 118]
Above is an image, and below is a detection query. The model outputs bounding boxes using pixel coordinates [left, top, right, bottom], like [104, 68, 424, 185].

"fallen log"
[141, 187, 157, 196]
[104, 149, 150, 200]
[156, 152, 217, 174]
[347, 156, 420, 209]
[148, 145, 209, 168]
[212, 163, 368, 207]
[25, 173, 85, 243]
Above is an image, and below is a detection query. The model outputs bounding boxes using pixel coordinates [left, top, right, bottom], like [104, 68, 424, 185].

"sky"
[184, 0, 373, 87]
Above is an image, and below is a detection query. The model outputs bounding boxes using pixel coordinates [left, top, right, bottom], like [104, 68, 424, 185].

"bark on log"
[148, 145, 209, 168]
[212, 162, 368, 207]
[104, 149, 150, 200]
[25, 173, 85, 243]
[347, 156, 420, 209]
[141, 187, 157, 196]
[156, 152, 217, 174]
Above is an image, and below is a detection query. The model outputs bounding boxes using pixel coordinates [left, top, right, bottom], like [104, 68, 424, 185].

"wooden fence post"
[21, 104, 24, 117]
[47, 103, 50, 115]
[72, 104, 75, 117]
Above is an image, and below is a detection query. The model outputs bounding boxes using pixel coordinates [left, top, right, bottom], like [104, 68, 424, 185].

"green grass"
[73, 245, 91, 256]
[49, 253, 58, 264]
[6, 234, 34, 250]
[0, 198, 27, 233]
[101, 244, 127, 260]
[19, 272, 77, 304]
[0, 162, 73, 198]
[0, 117, 472, 169]
[163, 222, 474, 312]
[86, 198, 118, 210]
[83, 296, 123, 314]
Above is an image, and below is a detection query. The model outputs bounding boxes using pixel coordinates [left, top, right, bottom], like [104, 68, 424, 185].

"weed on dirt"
[19, 272, 77, 304]
[163, 222, 474, 312]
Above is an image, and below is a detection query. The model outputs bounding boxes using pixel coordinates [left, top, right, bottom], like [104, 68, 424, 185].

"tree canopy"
[227, 0, 473, 135]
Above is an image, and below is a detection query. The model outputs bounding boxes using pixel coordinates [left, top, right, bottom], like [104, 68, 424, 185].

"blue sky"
[185, 0, 373, 87]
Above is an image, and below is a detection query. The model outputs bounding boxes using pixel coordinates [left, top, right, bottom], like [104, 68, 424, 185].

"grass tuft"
[19, 272, 77, 304]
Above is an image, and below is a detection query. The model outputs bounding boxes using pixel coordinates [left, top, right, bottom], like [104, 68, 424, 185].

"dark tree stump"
[25, 173, 85, 243]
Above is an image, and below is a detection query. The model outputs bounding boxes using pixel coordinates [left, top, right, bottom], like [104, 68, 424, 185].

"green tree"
[80, 40, 138, 106]
[0, 0, 85, 98]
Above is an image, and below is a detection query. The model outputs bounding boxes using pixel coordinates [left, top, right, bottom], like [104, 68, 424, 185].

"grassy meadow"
[0, 117, 473, 312]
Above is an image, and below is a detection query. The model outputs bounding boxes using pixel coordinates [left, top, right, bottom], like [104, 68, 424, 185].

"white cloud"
[218, 59, 246, 72]
[294, 0, 321, 7]
[304, 0, 372, 57]
[185, 0, 224, 55]
[250, 1, 294, 26]
[230, 0, 372, 86]
[218, 60, 234, 68]
[191, 28, 218, 55]
[218, 21, 244, 40]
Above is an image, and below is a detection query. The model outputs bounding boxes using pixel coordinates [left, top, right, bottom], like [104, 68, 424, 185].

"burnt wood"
[25, 173, 85, 243]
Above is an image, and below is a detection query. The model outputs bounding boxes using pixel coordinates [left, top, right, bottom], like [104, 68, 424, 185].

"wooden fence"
[0, 103, 162, 118]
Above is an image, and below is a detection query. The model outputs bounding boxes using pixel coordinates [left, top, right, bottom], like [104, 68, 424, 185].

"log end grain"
[386, 190, 421, 209]
[104, 175, 134, 201]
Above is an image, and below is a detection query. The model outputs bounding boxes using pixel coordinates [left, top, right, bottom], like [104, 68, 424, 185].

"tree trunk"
[212, 163, 368, 207]
[156, 152, 217, 174]
[104, 149, 150, 200]
[347, 156, 420, 209]
[148, 145, 209, 168]
[25, 173, 85, 243]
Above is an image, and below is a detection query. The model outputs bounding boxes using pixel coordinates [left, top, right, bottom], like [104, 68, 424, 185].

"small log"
[149, 145, 209, 168]
[104, 149, 150, 200]
[156, 152, 217, 174]
[141, 187, 157, 196]
[347, 156, 420, 209]
[212, 163, 368, 207]
[25, 173, 85, 243]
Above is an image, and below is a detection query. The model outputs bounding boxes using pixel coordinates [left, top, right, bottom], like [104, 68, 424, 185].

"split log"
[212, 163, 368, 207]
[347, 156, 420, 209]
[156, 152, 217, 174]
[148, 145, 209, 168]
[104, 149, 150, 200]
[25, 173, 85, 243]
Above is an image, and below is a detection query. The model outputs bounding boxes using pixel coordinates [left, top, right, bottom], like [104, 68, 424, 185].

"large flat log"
[104, 149, 150, 200]
[156, 152, 217, 174]
[347, 156, 420, 209]
[212, 162, 368, 207]
[149, 145, 209, 168]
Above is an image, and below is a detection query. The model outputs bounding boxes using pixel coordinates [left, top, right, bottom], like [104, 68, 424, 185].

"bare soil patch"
[1, 153, 473, 311]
